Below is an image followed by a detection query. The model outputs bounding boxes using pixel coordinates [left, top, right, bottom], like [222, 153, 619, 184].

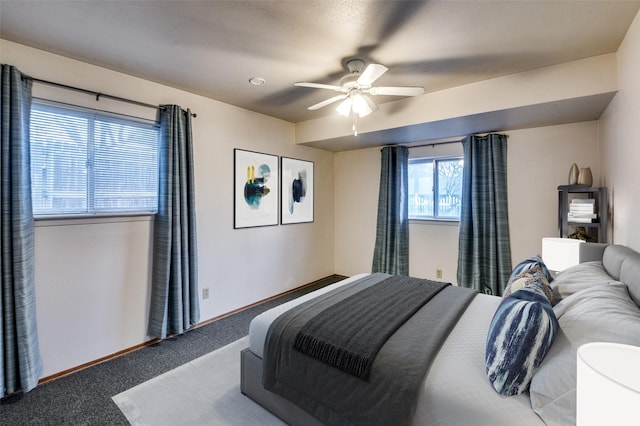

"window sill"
[34, 212, 155, 227]
[409, 218, 459, 226]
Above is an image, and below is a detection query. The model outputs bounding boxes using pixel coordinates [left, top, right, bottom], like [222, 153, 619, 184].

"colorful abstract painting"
[234, 149, 278, 228]
[281, 157, 314, 224]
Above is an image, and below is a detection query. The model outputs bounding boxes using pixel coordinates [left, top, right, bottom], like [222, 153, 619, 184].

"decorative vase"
[578, 167, 593, 187]
[569, 163, 579, 185]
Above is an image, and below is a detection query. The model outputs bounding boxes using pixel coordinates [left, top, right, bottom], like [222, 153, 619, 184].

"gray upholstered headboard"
[602, 244, 640, 306]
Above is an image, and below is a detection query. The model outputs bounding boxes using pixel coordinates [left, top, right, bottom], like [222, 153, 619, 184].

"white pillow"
[550, 261, 620, 304]
[529, 283, 640, 426]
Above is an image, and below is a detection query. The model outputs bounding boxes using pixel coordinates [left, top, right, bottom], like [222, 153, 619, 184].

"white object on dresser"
[576, 342, 640, 426]
[541, 237, 606, 272]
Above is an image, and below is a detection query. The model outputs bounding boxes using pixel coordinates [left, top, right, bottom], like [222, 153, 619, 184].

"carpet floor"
[0, 275, 343, 425]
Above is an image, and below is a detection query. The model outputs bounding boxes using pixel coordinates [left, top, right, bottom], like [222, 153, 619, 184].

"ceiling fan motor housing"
[346, 59, 365, 74]
[340, 59, 366, 87]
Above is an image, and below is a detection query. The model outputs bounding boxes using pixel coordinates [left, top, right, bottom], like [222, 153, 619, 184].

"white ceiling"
[1, 0, 639, 125]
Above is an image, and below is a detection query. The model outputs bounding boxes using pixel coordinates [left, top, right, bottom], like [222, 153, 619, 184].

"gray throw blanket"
[293, 275, 449, 380]
[263, 273, 477, 426]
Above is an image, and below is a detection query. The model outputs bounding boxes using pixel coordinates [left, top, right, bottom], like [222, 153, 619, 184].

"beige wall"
[507, 122, 601, 258]
[1, 39, 336, 377]
[600, 11, 640, 251]
[334, 122, 601, 282]
[333, 146, 381, 276]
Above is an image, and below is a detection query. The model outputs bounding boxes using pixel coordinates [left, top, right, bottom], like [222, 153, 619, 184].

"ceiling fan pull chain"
[352, 112, 358, 136]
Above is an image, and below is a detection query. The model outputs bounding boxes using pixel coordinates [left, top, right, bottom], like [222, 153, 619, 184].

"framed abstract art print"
[281, 157, 314, 224]
[234, 149, 279, 228]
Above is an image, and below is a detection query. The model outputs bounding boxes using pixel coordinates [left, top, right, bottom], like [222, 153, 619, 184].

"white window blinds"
[30, 101, 159, 215]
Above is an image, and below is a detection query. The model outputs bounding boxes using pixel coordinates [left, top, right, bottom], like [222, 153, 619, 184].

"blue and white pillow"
[503, 263, 553, 303]
[486, 284, 558, 396]
[508, 255, 553, 284]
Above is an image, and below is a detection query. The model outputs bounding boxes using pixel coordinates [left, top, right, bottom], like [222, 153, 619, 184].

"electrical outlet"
[202, 288, 209, 299]
[436, 269, 443, 279]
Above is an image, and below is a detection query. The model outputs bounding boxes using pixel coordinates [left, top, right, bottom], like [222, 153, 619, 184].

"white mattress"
[248, 274, 545, 426]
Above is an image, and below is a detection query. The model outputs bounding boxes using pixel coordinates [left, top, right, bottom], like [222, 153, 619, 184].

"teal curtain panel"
[149, 105, 199, 339]
[457, 134, 512, 295]
[372, 145, 409, 275]
[0, 64, 43, 397]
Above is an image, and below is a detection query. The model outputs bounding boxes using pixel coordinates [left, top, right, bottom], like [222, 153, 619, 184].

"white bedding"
[416, 292, 544, 426]
[248, 274, 545, 426]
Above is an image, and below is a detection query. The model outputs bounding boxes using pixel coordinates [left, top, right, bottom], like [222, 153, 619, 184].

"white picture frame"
[281, 157, 314, 224]
[234, 149, 279, 228]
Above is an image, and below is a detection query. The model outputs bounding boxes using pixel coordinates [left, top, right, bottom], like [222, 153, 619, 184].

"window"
[408, 156, 464, 220]
[30, 101, 159, 216]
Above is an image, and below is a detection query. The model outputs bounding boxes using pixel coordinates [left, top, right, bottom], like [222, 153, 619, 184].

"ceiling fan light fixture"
[351, 93, 366, 116]
[336, 97, 352, 117]
[353, 93, 377, 118]
[336, 91, 376, 118]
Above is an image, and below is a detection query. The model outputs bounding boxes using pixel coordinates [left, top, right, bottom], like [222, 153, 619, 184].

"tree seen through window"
[408, 156, 463, 220]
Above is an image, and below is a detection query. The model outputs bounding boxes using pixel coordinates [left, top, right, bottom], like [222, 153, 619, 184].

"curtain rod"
[29, 77, 197, 117]
[408, 140, 461, 149]
[407, 132, 507, 149]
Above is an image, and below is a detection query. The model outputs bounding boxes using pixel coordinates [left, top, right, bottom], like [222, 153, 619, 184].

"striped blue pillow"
[508, 255, 553, 284]
[486, 285, 559, 396]
[503, 264, 554, 303]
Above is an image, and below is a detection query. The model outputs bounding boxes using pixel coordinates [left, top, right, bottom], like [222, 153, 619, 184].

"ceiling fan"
[294, 59, 425, 120]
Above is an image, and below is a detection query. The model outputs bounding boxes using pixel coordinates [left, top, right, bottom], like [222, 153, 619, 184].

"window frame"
[408, 155, 464, 222]
[30, 99, 160, 219]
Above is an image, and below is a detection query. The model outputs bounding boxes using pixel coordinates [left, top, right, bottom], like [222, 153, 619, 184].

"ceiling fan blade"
[368, 86, 425, 96]
[356, 64, 388, 86]
[294, 82, 344, 91]
[308, 94, 348, 110]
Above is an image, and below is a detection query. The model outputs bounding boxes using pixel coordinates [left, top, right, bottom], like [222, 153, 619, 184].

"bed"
[240, 244, 640, 425]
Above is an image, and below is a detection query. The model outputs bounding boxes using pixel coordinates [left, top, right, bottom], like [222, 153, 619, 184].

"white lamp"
[577, 342, 640, 426]
[541, 237, 607, 272]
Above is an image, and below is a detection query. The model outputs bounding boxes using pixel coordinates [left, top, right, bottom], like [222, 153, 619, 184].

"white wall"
[507, 122, 602, 257]
[333, 146, 381, 276]
[34, 217, 154, 373]
[600, 10, 640, 251]
[1, 40, 335, 377]
[334, 122, 601, 282]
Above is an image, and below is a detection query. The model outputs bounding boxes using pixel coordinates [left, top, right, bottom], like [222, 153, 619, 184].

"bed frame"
[240, 348, 322, 425]
[240, 244, 640, 426]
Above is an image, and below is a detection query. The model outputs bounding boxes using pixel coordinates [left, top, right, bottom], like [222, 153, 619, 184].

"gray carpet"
[0, 275, 343, 425]
[113, 336, 284, 425]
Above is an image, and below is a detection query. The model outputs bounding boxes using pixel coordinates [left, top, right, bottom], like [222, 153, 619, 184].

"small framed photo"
[281, 157, 314, 224]
[234, 149, 279, 228]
